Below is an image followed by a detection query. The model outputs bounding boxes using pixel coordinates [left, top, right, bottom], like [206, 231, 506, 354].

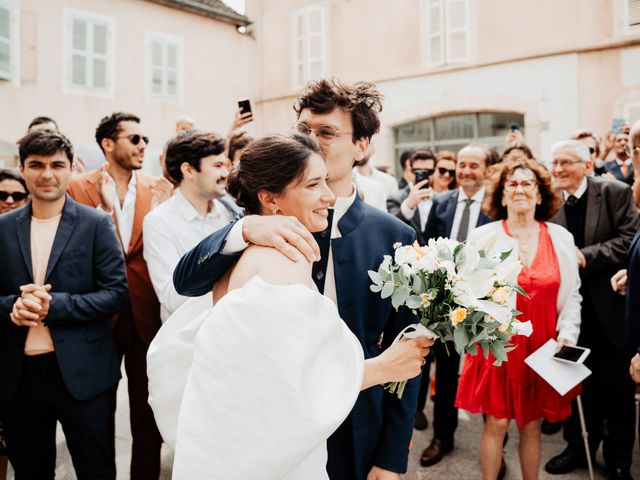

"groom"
[173, 79, 423, 480]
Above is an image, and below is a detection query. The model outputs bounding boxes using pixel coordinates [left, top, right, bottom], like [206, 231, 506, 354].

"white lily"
[474, 230, 499, 254]
[456, 243, 480, 276]
[476, 299, 512, 325]
[495, 260, 522, 284]
[511, 320, 533, 337]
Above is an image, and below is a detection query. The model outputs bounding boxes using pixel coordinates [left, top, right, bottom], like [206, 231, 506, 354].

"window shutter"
[70, 18, 88, 87]
[0, 5, 10, 79]
[293, 10, 305, 87]
[445, 0, 468, 63]
[625, 103, 640, 125]
[428, 0, 444, 66]
[629, 0, 640, 27]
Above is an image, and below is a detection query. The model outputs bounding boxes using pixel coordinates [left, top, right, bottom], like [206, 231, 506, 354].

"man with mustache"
[68, 112, 169, 479]
[143, 130, 241, 323]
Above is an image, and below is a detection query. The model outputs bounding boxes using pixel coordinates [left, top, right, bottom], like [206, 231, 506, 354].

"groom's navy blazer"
[0, 196, 128, 405]
[174, 195, 420, 479]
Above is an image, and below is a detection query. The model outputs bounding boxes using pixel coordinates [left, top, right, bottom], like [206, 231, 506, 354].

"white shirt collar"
[458, 186, 485, 203]
[562, 176, 588, 200]
[616, 158, 632, 166]
[174, 188, 226, 223]
[333, 184, 357, 218]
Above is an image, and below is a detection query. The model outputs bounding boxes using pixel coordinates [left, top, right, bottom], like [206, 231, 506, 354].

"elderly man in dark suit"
[0, 129, 127, 479]
[418, 144, 492, 468]
[545, 140, 638, 480]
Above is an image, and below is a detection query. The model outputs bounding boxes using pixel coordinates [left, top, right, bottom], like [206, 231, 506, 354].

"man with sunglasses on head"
[604, 130, 634, 186]
[544, 140, 638, 480]
[0, 169, 29, 214]
[68, 112, 165, 480]
[173, 79, 425, 480]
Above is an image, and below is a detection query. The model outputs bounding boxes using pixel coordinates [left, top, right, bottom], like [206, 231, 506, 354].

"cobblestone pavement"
[6, 375, 639, 479]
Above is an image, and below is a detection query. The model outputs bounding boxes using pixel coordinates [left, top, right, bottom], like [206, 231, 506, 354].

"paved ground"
[5, 374, 640, 479]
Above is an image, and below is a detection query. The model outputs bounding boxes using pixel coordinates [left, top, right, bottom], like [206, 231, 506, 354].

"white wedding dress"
[147, 275, 364, 480]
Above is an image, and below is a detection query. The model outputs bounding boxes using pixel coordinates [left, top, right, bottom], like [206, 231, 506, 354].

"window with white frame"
[624, 102, 640, 125]
[66, 11, 114, 92]
[0, 1, 14, 80]
[293, 5, 328, 89]
[146, 33, 182, 100]
[625, 0, 640, 34]
[422, 0, 470, 67]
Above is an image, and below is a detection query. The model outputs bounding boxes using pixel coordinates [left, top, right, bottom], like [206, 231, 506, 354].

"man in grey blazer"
[545, 140, 638, 480]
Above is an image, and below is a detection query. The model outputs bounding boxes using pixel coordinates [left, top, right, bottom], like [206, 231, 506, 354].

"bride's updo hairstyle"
[227, 132, 320, 215]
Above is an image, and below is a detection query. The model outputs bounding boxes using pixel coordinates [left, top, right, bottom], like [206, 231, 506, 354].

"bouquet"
[369, 232, 533, 398]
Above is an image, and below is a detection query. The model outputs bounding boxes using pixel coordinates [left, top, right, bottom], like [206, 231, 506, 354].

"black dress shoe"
[420, 438, 453, 467]
[609, 467, 633, 480]
[541, 419, 563, 435]
[545, 447, 587, 475]
[414, 410, 428, 431]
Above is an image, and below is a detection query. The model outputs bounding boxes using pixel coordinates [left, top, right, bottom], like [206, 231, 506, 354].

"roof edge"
[146, 0, 251, 27]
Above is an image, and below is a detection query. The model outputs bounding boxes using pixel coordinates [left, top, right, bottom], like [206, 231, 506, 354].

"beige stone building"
[2, 0, 640, 172]
[0, 0, 255, 171]
[247, 0, 640, 168]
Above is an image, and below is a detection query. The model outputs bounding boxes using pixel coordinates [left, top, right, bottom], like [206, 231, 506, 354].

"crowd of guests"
[0, 76, 639, 480]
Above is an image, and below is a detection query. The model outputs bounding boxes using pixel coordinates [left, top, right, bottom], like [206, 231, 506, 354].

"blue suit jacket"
[604, 161, 634, 186]
[423, 188, 492, 241]
[626, 231, 640, 355]
[0, 196, 128, 404]
[173, 195, 420, 479]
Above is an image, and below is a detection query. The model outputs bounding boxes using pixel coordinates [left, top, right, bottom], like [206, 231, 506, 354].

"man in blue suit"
[419, 143, 492, 468]
[0, 129, 128, 479]
[173, 79, 423, 480]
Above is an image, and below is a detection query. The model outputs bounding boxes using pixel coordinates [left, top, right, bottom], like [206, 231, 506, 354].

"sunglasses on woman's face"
[437, 167, 456, 177]
[0, 191, 28, 201]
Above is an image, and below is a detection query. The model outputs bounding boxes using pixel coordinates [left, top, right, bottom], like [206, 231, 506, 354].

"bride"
[147, 133, 431, 480]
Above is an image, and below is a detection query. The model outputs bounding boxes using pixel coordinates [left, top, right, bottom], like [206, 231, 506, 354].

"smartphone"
[238, 98, 253, 118]
[553, 345, 590, 365]
[510, 123, 521, 132]
[413, 169, 432, 189]
[612, 118, 626, 136]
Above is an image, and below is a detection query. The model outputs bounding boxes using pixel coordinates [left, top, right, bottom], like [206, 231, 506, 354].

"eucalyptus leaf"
[499, 249, 513, 262]
[453, 326, 469, 355]
[368, 270, 383, 286]
[370, 284, 382, 293]
[381, 282, 395, 299]
[391, 286, 411, 309]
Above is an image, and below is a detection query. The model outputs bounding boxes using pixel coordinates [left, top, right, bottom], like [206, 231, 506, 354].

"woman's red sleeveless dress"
[455, 221, 579, 427]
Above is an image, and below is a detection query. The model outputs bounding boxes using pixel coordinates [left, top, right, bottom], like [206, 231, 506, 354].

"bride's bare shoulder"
[230, 245, 314, 289]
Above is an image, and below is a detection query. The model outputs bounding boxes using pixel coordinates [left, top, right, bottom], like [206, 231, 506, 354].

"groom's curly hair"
[294, 78, 383, 142]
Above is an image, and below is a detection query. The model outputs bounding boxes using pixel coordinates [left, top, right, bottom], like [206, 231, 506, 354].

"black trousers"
[422, 341, 460, 444]
[111, 307, 162, 480]
[562, 314, 636, 471]
[2, 353, 115, 480]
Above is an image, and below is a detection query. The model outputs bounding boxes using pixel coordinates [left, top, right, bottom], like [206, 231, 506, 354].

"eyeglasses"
[436, 166, 456, 177]
[503, 180, 538, 192]
[117, 134, 149, 146]
[294, 123, 352, 145]
[0, 191, 28, 201]
[551, 159, 582, 169]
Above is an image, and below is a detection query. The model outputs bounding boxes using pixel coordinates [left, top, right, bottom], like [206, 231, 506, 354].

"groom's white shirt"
[221, 185, 359, 306]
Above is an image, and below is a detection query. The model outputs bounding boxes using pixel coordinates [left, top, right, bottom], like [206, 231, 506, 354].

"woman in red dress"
[456, 159, 582, 480]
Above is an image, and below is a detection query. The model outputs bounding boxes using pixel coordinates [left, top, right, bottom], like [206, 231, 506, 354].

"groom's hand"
[242, 214, 320, 263]
[367, 466, 400, 480]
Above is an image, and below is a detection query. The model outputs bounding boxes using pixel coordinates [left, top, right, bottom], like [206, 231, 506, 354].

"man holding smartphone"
[387, 148, 436, 246]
